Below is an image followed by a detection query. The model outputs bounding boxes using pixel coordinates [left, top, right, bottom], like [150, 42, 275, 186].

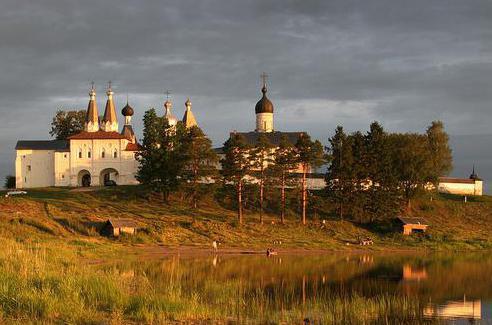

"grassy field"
[1, 185, 492, 251]
[0, 186, 488, 323]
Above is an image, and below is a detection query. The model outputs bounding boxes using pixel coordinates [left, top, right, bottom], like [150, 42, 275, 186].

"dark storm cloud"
[1, 0, 492, 186]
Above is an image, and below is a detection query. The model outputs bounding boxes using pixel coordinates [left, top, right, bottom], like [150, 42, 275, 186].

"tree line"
[325, 121, 452, 223]
[34, 110, 452, 226]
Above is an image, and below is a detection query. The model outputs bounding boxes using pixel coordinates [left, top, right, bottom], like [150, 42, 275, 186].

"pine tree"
[136, 109, 188, 201]
[182, 126, 218, 209]
[325, 126, 354, 220]
[364, 122, 400, 222]
[294, 133, 325, 225]
[250, 134, 274, 223]
[221, 133, 252, 225]
[270, 135, 298, 224]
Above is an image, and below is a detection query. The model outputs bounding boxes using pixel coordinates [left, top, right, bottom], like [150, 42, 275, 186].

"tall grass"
[0, 238, 435, 324]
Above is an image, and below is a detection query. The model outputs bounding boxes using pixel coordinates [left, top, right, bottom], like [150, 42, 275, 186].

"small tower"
[100, 81, 119, 132]
[85, 82, 100, 132]
[163, 94, 178, 128]
[182, 98, 198, 128]
[255, 73, 274, 133]
[469, 165, 480, 180]
[121, 97, 136, 143]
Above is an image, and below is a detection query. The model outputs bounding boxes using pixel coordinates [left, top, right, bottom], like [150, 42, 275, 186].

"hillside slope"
[1, 186, 492, 251]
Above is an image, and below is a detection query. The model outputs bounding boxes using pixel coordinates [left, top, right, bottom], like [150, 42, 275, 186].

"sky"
[1, 0, 492, 189]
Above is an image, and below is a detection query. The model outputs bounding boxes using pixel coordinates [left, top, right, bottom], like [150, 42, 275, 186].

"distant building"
[15, 83, 198, 188]
[102, 219, 139, 237]
[438, 167, 483, 196]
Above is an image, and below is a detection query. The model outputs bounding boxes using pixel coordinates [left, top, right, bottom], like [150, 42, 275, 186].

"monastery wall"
[15, 149, 55, 188]
[438, 181, 483, 196]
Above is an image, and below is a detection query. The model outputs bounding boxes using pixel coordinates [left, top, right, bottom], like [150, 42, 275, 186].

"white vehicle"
[5, 191, 27, 198]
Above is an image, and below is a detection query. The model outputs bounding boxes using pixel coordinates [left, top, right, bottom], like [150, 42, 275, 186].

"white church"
[15, 83, 197, 188]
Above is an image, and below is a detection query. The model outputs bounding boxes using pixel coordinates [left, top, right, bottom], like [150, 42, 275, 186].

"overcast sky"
[1, 0, 492, 187]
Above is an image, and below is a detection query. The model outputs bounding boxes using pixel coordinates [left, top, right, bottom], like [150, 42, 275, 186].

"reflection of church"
[15, 83, 198, 188]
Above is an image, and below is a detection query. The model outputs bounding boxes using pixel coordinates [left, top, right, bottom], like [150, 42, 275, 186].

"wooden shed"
[397, 216, 428, 235]
[103, 219, 138, 237]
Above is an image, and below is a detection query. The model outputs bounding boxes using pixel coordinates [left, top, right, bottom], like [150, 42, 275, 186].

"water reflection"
[97, 252, 492, 323]
[424, 297, 481, 320]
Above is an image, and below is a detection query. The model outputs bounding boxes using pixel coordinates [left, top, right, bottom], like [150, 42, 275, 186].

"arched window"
[101, 149, 106, 159]
[78, 149, 83, 159]
[113, 149, 118, 158]
[88, 150, 91, 159]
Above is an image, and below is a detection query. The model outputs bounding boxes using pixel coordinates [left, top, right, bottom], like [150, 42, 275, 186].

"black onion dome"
[121, 103, 134, 116]
[255, 85, 274, 114]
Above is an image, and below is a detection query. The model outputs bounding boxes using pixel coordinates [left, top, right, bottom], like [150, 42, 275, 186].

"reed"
[0, 238, 437, 324]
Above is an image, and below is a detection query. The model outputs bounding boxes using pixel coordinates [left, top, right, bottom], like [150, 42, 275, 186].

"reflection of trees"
[92, 252, 492, 322]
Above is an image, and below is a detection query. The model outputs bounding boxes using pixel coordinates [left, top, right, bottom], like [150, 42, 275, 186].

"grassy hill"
[1, 186, 492, 323]
[1, 185, 492, 251]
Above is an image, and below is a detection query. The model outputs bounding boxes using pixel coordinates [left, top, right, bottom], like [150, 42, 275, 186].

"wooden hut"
[103, 219, 138, 237]
[397, 216, 428, 235]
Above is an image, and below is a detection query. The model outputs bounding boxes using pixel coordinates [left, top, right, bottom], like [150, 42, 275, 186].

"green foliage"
[220, 133, 252, 224]
[269, 135, 299, 223]
[49, 109, 86, 140]
[135, 109, 189, 201]
[426, 120, 453, 182]
[250, 134, 274, 223]
[181, 126, 218, 209]
[294, 133, 326, 224]
[325, 121, 453, 224]
[4, 175, 15, 189]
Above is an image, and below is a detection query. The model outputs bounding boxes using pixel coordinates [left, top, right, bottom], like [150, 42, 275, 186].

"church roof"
[121, 103, 134, 117]
[102, 88, 117, 123]
[16, 140, 69, 151]
[438, 177, 477, 184]
[182, 100, 198, 128]
[255, 85, 274, 114]
[86, 88, 99, 124]
[121, 125, 135, 141]
[125, 142, 141, 151]
[232, 131, 304, 146]
[68, 131, 127, 140]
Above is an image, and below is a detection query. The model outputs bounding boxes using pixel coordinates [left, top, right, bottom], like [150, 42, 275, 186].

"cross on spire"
[165, 90, 171, 100]
[261, 72, 268, 87]
[90, 81, 95, 90]
[108, 80, 112, 90]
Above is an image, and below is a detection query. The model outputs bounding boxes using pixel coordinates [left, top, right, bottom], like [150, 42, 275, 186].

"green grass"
[0, 237, 439, 324]
[2, 186, 492, 251]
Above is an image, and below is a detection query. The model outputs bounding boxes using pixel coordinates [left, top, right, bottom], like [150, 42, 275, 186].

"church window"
[62, 174, 65, 179]
[24, 177, 27, 183]
[101, 149, 106, 158]
[88, 150, 91, 158]
[114, 149, 118, 158]
[79, 149, 83, 159]
[27, 165, 31, 171]
[64, 154, 67, 158]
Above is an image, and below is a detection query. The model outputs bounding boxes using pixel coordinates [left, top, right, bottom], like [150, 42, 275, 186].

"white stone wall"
[15, 150, 55, 188]
[438, 181, 483, 196]
[54, 152, 71, 186]
[68, 138, 138, 186]
[255, 113, 274, 132]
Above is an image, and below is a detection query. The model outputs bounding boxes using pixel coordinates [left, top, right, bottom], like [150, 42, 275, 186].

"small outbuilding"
[103, 219, 139, 237]
[397, 216, 429, 235]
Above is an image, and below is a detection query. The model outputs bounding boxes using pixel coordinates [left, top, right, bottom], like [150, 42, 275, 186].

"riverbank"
[1, 186, 492, 253]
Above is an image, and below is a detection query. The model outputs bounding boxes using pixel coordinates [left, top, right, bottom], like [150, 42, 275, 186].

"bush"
[4, 176, 15, 189]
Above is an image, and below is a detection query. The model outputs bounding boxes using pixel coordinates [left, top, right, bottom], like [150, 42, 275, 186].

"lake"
[96, 251, 492, 324]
